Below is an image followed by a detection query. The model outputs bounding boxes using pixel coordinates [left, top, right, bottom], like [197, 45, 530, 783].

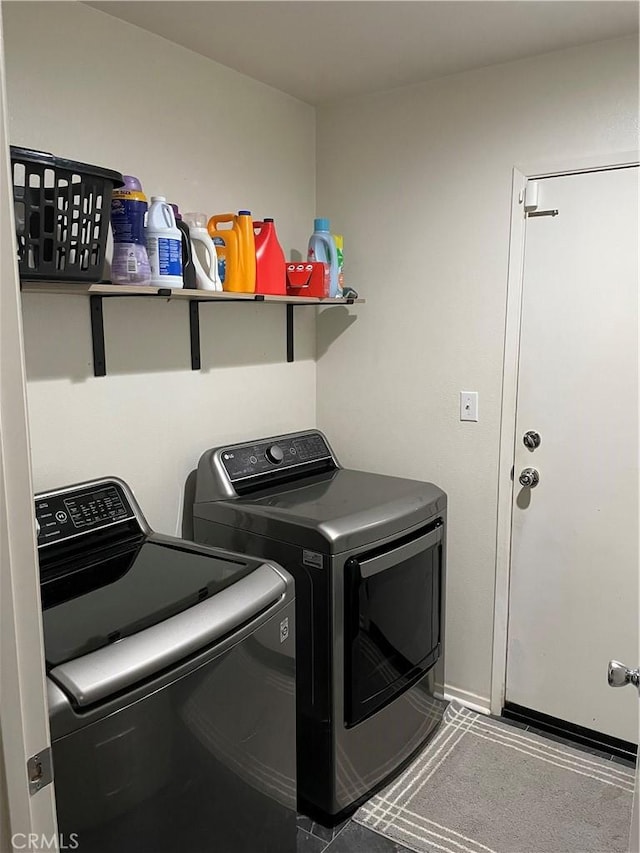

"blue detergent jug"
[307, 218, 339, 298]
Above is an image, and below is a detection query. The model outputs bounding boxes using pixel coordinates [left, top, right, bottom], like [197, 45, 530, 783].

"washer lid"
[194, 468, 447, 553]
[46, 562, 287, 709]
[41, 537, 257, 669]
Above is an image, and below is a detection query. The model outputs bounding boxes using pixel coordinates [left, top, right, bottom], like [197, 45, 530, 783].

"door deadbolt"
[519, 468, 539, 488]
[523, 431, 541, 450]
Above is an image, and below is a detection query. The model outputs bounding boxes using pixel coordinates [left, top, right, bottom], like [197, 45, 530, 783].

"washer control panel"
[220, 432, 333, 482]
[35, 482, 135, 547]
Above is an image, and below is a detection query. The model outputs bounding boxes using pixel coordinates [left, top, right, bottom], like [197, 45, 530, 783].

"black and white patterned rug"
[355, 703, 635, 853]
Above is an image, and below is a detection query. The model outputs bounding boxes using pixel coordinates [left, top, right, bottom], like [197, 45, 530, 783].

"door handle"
[518, 468, 540, 488]
[355, 524, 443, 579]
[523, 431, 541, 449]
[607, 660, 640, 692]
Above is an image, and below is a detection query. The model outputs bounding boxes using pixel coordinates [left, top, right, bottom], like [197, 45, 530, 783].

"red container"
[254, 218, 286, 295]
[286, 262, 330, 298]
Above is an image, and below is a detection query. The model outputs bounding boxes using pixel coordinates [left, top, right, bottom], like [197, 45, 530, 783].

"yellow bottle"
[207, 210, 256, 293]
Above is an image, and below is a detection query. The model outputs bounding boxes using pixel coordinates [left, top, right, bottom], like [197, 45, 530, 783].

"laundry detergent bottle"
[110, 175, 151, 284]
[170, 204, 197, 290]
[308, 218, 339, 297]
[184, 212, 222, 291]
[254, 218, 286, 295]
[146, 196, 183, 288]
[236, 210, 256, 293]
[207, 210, 256, 293]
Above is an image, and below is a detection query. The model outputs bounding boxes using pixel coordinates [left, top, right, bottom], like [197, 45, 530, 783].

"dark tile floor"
[490, 714, 637, 767]
[295, 714, 637, 852]
[296, 818, 413, 853]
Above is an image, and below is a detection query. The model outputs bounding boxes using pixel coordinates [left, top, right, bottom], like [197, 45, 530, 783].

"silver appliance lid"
[194, 432, 446, 553]
[48, 563, 287, 708]
[36, 478, 291, 696]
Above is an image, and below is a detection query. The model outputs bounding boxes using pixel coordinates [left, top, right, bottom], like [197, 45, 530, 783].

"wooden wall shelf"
[20, 280, 363, 375]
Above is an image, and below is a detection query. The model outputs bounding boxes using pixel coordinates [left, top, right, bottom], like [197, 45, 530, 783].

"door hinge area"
[524, 181, 539, 211]
[28, 747, 53, 795]
[524, 180, 559, 218]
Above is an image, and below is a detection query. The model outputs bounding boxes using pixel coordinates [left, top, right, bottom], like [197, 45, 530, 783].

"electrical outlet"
[460, 391, 479, 422]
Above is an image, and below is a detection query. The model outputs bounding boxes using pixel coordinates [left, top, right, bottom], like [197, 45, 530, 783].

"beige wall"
[315, 36, 639, 706]
[4, 2, 638, 706]
[3, 1, 316, 534]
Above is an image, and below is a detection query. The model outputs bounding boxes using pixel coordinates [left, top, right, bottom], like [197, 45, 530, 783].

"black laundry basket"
[10, 146, 124, 282]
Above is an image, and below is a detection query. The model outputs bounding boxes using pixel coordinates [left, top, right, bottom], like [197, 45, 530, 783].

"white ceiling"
[88, 1, 639, 104]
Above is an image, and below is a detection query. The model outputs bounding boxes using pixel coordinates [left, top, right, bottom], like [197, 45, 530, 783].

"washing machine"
[36, 477, 297, 853]
[192, 430, 447, 822]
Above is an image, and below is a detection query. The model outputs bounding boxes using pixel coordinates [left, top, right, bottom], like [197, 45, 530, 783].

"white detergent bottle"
[184, 213, 223, 291]
[146, 196, 184, 288]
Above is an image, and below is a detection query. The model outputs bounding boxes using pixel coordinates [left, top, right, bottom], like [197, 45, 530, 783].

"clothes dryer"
[192, 431, 447, 822]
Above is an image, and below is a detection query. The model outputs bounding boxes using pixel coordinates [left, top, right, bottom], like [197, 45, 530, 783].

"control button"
[265, 445, 284, 464]
[55, 511, 68, 522]
[249, 455, 258, 465]
[290, 447, 297, 455]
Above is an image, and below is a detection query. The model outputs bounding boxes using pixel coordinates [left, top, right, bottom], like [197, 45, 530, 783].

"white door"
[607, 662, 639, 852]
[505, 166, 639, 744]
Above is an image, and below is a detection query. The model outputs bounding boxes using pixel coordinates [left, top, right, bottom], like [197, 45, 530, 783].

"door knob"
[518, 468, 539, 488]
[607, 660, 640, 690]
[523, 431, 541, 449]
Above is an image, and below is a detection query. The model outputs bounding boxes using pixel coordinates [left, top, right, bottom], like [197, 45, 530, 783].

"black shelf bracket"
[190, 294, 296, 370]
[90, 295, 106, 377]
[286, 304, 295, 362]
[189, 301, 201, 370]
[83, 292, 356, 376]
[285, 297, 354, 364]
[88, 290, 175, 377]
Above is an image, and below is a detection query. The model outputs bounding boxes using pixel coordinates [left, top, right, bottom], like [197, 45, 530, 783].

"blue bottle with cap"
[308, 218, 339, 298]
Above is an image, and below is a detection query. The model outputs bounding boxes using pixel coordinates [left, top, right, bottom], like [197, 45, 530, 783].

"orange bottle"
[254, 218, 286, 295]
[207, 210, 256, 293]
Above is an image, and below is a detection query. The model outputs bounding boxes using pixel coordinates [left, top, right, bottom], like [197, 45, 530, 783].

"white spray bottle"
[183, 213, 223, 291]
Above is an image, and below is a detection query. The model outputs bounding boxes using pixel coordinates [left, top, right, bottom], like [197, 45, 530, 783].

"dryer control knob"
[266, 445, 284, 464]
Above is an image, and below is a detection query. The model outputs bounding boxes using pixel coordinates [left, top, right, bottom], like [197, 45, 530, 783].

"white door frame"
[490, 149, 640, 716]
[0, 2, 59, 849]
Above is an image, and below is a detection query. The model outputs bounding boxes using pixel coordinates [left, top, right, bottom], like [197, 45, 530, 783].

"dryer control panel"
[35, 481, 136, 548]
[220, 432, 333, 483]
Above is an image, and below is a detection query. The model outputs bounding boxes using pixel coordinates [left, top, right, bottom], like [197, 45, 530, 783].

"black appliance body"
[36, 477, 296, 853]
[192, 431, 447, 822]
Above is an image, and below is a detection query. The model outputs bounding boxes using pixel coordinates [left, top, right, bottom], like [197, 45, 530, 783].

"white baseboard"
[442, 685, 491, 716]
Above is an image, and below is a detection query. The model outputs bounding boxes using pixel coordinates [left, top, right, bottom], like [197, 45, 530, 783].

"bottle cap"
[184, 212, 208, 229]
[314, 218, 330, 231]
[264, 217, 274, 222]
[151, 196, 166, 203]
[238, 210, 252, 216]
[122, 175, 143, 192]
